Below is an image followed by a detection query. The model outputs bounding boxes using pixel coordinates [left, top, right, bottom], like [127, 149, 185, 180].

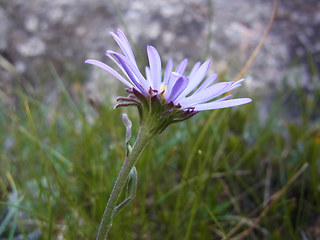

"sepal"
[116, 87, 199, 135]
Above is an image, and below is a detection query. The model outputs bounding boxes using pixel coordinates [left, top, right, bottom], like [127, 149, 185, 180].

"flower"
[85, 29, 252, 134]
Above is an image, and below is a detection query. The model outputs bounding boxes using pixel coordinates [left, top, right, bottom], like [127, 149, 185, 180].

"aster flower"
[86, 30, 252, 240]
[85, 29, 251, 134]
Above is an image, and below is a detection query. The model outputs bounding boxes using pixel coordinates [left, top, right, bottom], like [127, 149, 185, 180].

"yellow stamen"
[162, 85, 167, 93]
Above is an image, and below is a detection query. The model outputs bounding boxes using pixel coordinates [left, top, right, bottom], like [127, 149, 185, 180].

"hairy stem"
[96, 125, 153, 240]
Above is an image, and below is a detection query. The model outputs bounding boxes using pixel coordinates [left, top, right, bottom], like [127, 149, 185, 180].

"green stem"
[96, 125, 153, 240]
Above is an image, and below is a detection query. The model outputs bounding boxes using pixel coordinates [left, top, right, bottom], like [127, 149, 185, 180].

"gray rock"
[0, 0, 319, 103]
[0, 7, 9, 50]
[16, 36, 46, 57]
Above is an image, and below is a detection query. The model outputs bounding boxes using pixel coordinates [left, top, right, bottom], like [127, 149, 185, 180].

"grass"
[0, 63, 319, 240]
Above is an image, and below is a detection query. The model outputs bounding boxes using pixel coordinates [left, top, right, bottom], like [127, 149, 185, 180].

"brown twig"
[233, 0, 279, 81]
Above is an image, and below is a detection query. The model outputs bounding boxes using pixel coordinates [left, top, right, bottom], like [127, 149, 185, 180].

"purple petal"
[177, 60, 211, 100]
[193, 98, 252, 111]
[180, 78, 246, 107]
[112, 52, 149, 90]
[189, 62, 201, 79]
[85, 59, 133, 88]
[215, 94, 232, 102]
[110, 30, 138, 67]
[194, 73, 218, 94]
[114, 54, 148, 95]
[236, 79, 245, 84]
[179, 82, 230, 107]
[165, 72, 181, 99]
[163, 59, 173, 87]
[145, 66, 151, 82]
[212, 79, 244, 96]
[107, 50, 145, 87]
[175, 59, 188, 74]
[167, 76, 189, 102]
[147, 45, 162, 90]
[106, 51, 132, 80]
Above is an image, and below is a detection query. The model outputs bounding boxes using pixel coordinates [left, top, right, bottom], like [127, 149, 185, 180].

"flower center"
[161, 85, 167, 94]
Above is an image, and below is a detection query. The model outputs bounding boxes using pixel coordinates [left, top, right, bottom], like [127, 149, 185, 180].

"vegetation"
[0, 64, 319, 239]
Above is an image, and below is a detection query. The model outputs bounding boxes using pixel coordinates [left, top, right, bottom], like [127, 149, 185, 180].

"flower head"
[85, 29, 251, 134]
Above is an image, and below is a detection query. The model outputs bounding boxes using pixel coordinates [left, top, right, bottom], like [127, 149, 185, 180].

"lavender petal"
[109, 51, 149, 90]
[167, 76, 189, 102]
[110, 29, 138, 67]
[175, 59, 188, 74]
[188, 62, 201, 79]
[194, 73, 218, 94]
[163, 59, 173, 87]
[85, 59, 133, 88]
[215, 94, 232, 102]
[147, 45, 162, 91]
[164, 72, 182, 100]
[180, 78, 245, 108]
[179, 82, 231, 107]
[114, 54, 148, 95]
[193, 98, 252, 111]
[145, 66, 151, 82]
[106, 51, 133, 81]
[177, 60, 211, 100]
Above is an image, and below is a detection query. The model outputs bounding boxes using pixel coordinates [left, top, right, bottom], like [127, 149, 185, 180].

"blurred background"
[1, 0, 320, 239]
[1, 0, 320, 103]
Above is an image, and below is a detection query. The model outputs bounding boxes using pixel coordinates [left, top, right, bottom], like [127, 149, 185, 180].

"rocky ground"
[0, 0, 319, 102]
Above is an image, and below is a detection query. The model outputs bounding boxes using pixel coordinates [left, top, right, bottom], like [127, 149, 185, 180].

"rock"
[0, 8, 9, 50]
[16, 36, 46, 57]
[0, 0, 319, 103]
